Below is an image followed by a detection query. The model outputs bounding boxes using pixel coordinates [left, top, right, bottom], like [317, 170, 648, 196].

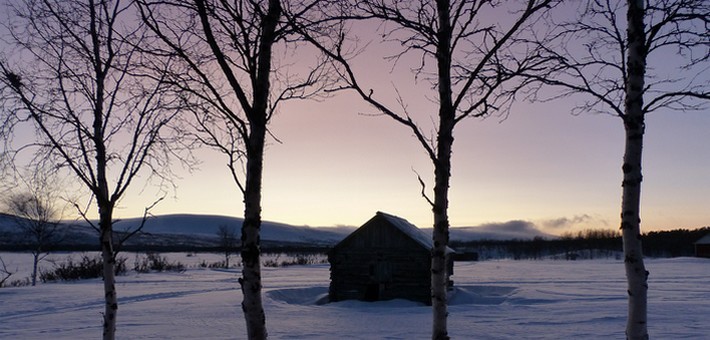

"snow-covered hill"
[0, 213, 554, 249]
[113, 213, 350, 245]
[0, 213, 352, 248]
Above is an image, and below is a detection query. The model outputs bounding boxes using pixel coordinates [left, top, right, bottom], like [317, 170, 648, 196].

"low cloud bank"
[440, 220, 555, 241]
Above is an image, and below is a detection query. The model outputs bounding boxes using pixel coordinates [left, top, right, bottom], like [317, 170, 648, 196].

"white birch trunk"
[31, 253, 39, 286]
[99, 205, 117, 340]
[431, 154, 452, 340]
[432, 1, 453, 338]
[240, 135, 267, 340]
[238, 1, 280, 338]
[623, 1, 649, 339]
[93, 20, 117, 334]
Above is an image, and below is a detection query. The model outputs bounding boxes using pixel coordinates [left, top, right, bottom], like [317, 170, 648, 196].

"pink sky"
[117, 83, 709, 234]
[131, 8, 709, 234]
[3, 1, 708, 235]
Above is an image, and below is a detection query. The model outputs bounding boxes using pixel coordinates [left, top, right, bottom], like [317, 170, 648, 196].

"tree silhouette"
[139, 0, 329, 337]
[217, 224, 238, 268]
[0, 1, 187, 338]
[0, 256, 14, 288]
[2, 174, 65, 286]
[298, 1, 558, 337]
[523, 1, 709, 337]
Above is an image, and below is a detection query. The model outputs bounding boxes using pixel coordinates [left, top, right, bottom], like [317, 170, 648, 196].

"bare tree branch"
[113, 196, 164, 256]
[1, 170, 66, 286]
[0, 1, 189, 337]
[413, 168, 434, 207]
[524, 0, 709, 118]
[519, 1, 709, 338]
[298, 1, 559, 337]
[0, 256, 15, 288]
[138, 1, 332, 338]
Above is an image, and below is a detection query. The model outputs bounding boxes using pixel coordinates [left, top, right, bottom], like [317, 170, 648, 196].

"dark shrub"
[40, 254, 127, 282]
[134, 252, 185, 273]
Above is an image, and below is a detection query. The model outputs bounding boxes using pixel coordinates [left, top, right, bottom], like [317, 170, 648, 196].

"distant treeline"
[451, 227, 710, 260]
[4, 227, 707, 260]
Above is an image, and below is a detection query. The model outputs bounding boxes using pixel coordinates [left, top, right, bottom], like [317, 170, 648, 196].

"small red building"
[694, 234, 710, 258]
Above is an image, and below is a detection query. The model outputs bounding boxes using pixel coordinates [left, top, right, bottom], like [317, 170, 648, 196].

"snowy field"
[0, 253, 707, 339]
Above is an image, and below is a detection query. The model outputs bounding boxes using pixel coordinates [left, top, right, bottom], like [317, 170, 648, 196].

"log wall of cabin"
[329, 218, 433, 304]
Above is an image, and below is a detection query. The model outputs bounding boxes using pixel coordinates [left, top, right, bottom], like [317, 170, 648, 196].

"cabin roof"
[333, 211, 454, 253]
[376, 211, 435, 250]
[694, 233, 710, 245]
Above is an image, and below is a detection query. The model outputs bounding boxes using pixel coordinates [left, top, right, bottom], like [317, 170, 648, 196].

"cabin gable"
[695, 233, 710, 258]
[328, 212, 453, 305]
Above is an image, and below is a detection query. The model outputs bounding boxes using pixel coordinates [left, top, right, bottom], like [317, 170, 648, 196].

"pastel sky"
[128, 91, 707, 234]
[2, 2, 708, 235]
[129, 6, 709, 235]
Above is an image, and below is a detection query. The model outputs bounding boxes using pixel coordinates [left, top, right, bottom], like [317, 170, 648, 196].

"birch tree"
[523, 1, 709, 338]
[0, 256, 14, 288]
[2, 174, 65, 286]
[217, 224, 238, 268]
[299, 1, 557, 338]
[0, 1, 184, 338]
[139, 1, 328, 338]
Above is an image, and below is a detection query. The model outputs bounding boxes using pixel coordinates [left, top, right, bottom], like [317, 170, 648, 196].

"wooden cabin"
[694, 233, 710, 258]
[328, 211, 454, 305]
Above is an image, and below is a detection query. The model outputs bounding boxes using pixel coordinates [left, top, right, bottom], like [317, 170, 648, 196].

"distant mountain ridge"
[113, 213, 350, 245]
[108, 213, 556, 242]
[0, 212, 555, 250]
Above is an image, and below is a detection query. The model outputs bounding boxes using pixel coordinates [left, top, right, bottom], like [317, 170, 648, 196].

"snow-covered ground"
[0, 253, 707, 339]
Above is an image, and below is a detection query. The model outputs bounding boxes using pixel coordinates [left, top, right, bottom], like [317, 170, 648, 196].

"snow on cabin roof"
[695, 233, 710, 245]
[376, 211, 455, 254]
